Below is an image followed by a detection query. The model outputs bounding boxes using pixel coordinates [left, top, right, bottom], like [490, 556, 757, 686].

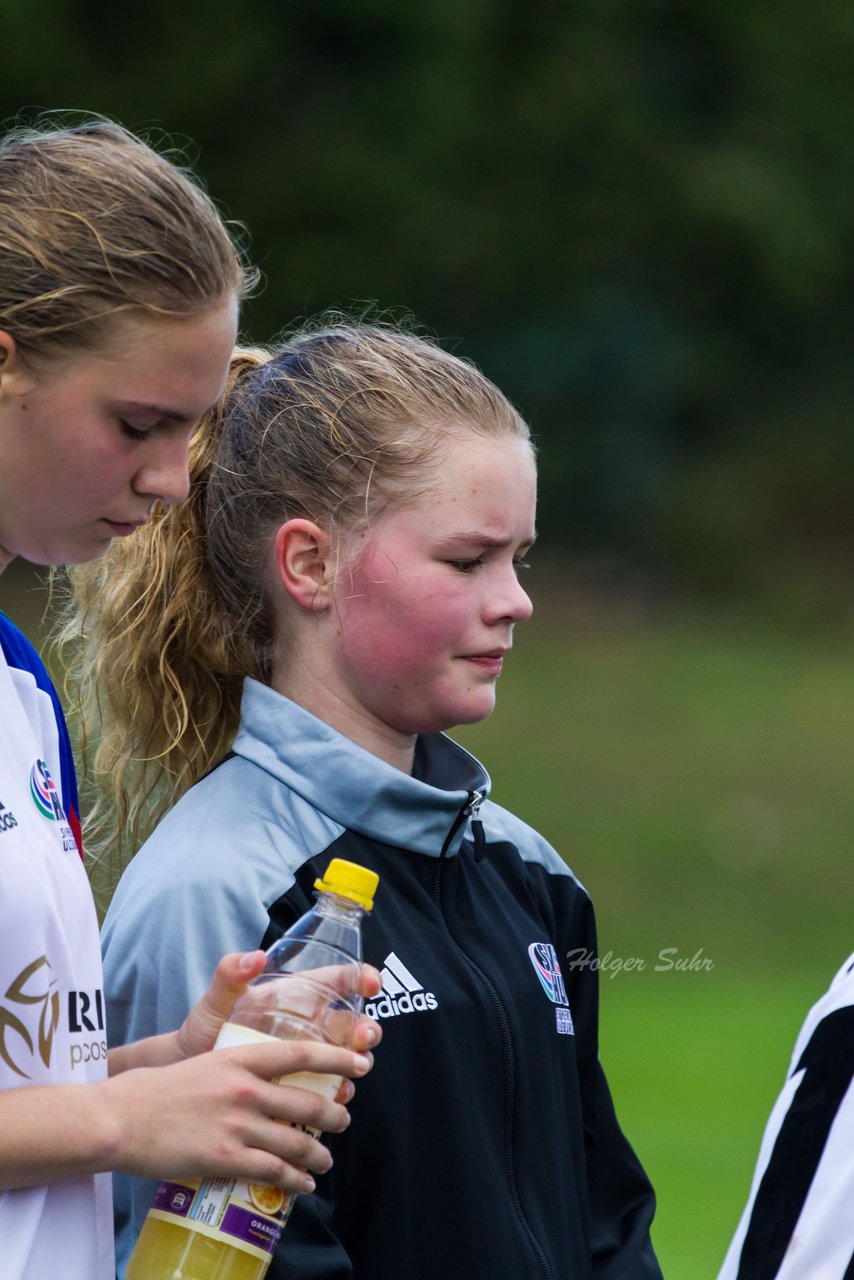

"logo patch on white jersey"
[30, 759, 64, 822]
[29, 759, 77, 853]
[364, 951, 439, 1020]
[528, 942, 574, 1035]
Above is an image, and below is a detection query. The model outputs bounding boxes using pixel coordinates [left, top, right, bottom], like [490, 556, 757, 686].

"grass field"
[4, 562, 853, 1278]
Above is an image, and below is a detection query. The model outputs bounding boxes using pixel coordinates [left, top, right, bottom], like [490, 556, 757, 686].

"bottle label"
[147, 1174, 291, 1261]
[146, 1023, 340, 1262]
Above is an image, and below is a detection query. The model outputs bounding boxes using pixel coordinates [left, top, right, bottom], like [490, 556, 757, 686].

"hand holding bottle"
[173, 948, 383, 1090]
[106, 1033, 375, 1190]
[104, 943, 382, 1194]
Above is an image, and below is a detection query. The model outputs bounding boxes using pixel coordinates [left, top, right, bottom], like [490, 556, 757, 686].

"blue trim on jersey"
[0, 612, 80, 834]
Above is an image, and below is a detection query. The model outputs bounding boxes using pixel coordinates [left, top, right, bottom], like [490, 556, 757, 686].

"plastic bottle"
[126, 857, 379, 1280]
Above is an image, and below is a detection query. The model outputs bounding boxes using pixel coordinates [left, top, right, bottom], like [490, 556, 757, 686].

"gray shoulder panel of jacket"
[480, 798, 588, 894]
[101, 753, 346, 1037]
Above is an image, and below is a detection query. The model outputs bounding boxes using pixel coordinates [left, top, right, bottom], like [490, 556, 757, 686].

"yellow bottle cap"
[314, 858, 379, 911]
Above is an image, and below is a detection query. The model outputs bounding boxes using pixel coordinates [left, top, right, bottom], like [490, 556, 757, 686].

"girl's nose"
[509, 579, 534, 623]
[486, 570, 534, 625]
[132, 436, 192, 507]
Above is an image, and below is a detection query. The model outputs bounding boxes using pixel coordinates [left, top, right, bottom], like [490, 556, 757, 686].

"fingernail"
[303, 1175, 316, 1194]
[354, 1052, 372, 1073]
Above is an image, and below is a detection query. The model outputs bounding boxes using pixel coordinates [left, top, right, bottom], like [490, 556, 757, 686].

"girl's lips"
[462, 653, 505, 675]
[102, 518, 147, 537]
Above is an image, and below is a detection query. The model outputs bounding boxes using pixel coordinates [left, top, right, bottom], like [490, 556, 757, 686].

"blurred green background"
[2, 4, 854, 1275]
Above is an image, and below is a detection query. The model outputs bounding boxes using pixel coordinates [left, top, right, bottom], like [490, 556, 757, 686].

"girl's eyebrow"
[114, 400, 196, 425]
[435, 532, 538, 550]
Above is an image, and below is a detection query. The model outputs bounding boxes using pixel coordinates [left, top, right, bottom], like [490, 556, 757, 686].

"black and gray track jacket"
[103, 678, 663, 1280]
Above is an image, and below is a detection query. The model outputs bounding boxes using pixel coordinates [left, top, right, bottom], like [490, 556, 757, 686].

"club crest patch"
[528, 942, 574, 1035]
[30, 759, 64, 823]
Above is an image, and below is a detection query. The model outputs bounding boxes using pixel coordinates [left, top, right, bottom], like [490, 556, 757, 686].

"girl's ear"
[273, 518, 333, 612]
[0, 332, 36, 398]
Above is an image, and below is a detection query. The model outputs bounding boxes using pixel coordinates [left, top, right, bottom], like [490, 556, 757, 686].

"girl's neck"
[270, 665, 418, 774]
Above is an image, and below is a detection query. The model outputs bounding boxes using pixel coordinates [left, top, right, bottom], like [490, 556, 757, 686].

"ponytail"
[54, 346, 271, 900]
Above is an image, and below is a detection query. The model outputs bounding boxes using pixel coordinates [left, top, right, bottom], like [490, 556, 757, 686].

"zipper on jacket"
[440, 789, 486, 861]
[433, 802, 555, 1280]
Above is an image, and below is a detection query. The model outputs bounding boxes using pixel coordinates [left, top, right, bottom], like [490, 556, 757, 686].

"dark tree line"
[3, 0, 853, 610]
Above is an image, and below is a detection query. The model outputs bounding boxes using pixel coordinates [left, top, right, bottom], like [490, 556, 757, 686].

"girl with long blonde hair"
[77, 321, 662, 1280]
[0, 119, 377, 1280]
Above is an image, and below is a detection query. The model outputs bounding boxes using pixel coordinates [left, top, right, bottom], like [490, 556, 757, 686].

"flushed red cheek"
[341, 585, 461, 681]
[345, 614, 451, 677]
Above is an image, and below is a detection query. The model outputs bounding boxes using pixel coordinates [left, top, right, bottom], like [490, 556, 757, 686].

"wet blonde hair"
[58, 321, 531, 890]
[0, 114, 255, 364]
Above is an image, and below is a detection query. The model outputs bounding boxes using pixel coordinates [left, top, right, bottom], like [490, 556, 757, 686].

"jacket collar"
[233, 678, 491, 859]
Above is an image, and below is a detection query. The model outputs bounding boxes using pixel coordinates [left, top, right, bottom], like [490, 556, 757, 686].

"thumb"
[178, 951, 267, 1055]
[203, 951, 267, 1023]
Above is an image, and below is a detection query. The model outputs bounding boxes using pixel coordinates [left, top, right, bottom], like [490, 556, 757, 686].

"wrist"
[109, 1030, 182, 1075]
[78, 1076, 128, 1175]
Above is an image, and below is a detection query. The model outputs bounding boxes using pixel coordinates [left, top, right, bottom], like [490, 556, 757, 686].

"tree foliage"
[3, 0, 853, 604]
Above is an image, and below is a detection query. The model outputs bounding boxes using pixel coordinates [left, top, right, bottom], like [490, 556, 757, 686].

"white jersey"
[718, 953, 854, 1279]
[0, 614, 114, 1280]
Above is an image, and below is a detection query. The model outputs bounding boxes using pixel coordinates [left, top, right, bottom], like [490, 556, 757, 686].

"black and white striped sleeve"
[718, 953, 854, 1280]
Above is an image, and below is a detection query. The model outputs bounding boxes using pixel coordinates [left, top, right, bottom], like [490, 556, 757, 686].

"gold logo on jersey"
[0, 956, 59, 1078]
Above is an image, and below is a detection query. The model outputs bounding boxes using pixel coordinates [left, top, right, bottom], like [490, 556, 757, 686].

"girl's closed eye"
[120, 419, 150, 442]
